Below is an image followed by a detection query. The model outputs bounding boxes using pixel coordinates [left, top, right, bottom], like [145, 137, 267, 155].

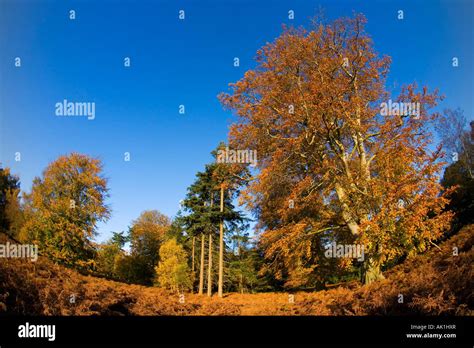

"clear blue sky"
[1, 0, 472, 242]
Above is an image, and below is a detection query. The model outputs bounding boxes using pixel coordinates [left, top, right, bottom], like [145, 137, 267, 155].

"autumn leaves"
[219, 14, 452, 286]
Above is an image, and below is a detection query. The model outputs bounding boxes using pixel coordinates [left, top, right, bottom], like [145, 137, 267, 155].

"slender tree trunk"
[218, 185, 224, 298]
[191, 236, 195, 292]
[191, 236, 195, 272]
[207, 233, 213, 296]
[207, 194, 214, 297]
[198, 234, 205, 295]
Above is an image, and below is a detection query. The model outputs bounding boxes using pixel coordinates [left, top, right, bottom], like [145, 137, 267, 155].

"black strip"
[0, 316, 472, 346]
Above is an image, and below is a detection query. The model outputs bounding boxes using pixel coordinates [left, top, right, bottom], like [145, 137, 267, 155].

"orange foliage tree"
[219, 14, 453, 286]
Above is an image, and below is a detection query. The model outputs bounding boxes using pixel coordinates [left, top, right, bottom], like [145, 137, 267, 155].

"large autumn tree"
[20, 153, 110, 269]
[219, 14, 452, 285]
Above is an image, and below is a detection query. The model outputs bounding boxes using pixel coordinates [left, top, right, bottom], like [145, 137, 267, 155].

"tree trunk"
[362, 256, 385, 284]
[207, 193, 214, 297]
[191, 236, 195, 293]
[191, 236, 195, 272]
[198, 234, 205, 295]
[218, 185, 224, 298]
[207, 233, 213, 297]
[334, 182, 360, 236]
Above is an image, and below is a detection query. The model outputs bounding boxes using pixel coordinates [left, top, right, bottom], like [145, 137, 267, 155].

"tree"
[219, 14, 452, 285]
[200, 234, 205, 294]
[154, 238, 192, 293]
[166, 214, 198, 290]
[114, 253, 147, 284]
[226, 231, 261, 293]
[435, 108, 473, 179]
[438, 112, 474, 231]
[128, 210, 171, 285]
[20, 153, 110, 269]
[442, 160, 474, 231]
[177, 168, 216, 294]
[177, 146, 248, 295]
[211, 143, 250, 297]
[0, 166, 22, 238]
[96, 231, 128, 278]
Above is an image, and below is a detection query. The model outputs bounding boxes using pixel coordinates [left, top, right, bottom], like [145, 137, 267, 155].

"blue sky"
[0, 0, 472, 242]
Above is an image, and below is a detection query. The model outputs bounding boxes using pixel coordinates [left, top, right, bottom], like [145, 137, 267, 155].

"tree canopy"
[19, 153, 110, 269]
[219, 14, 452, 285]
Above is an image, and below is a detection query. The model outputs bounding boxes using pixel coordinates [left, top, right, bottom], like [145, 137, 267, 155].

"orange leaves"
[220, 13, 454, 286]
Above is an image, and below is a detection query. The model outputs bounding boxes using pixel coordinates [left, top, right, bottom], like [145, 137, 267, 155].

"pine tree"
[177, 146, 249, 296]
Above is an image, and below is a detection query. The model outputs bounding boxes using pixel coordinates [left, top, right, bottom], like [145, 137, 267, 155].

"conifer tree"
[177, 146, 249, 296]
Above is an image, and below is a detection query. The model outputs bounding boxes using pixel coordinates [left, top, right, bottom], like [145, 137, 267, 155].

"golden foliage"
[1, 224, 471, 316]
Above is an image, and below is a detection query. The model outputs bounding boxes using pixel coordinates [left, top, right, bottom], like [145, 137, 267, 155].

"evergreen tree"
[176, 146, 249, 295]
[0, 166, 22, 238]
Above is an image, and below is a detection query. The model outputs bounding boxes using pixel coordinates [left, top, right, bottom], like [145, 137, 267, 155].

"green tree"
[177, 149, 248, 296]
[114, 253, 146, 284]
[0, 166, 22, 238]
[154, 238, 192, 293]
[177, 166, 218, 295]
[226, 232, 261, 293]
[20, 153, 110, 269]
[96, 231, 128, 278]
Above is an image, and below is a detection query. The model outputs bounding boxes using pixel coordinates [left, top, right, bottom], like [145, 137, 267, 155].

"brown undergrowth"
[0, 225, 472, 316]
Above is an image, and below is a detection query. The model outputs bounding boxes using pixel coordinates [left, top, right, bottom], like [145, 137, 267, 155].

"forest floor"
[0, 225, 472, 316]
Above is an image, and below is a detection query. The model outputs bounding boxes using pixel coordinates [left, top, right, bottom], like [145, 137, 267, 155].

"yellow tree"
[219, 14, 452, 285]
[20, 153, 110, 269]
[155, 238, 192, 293]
